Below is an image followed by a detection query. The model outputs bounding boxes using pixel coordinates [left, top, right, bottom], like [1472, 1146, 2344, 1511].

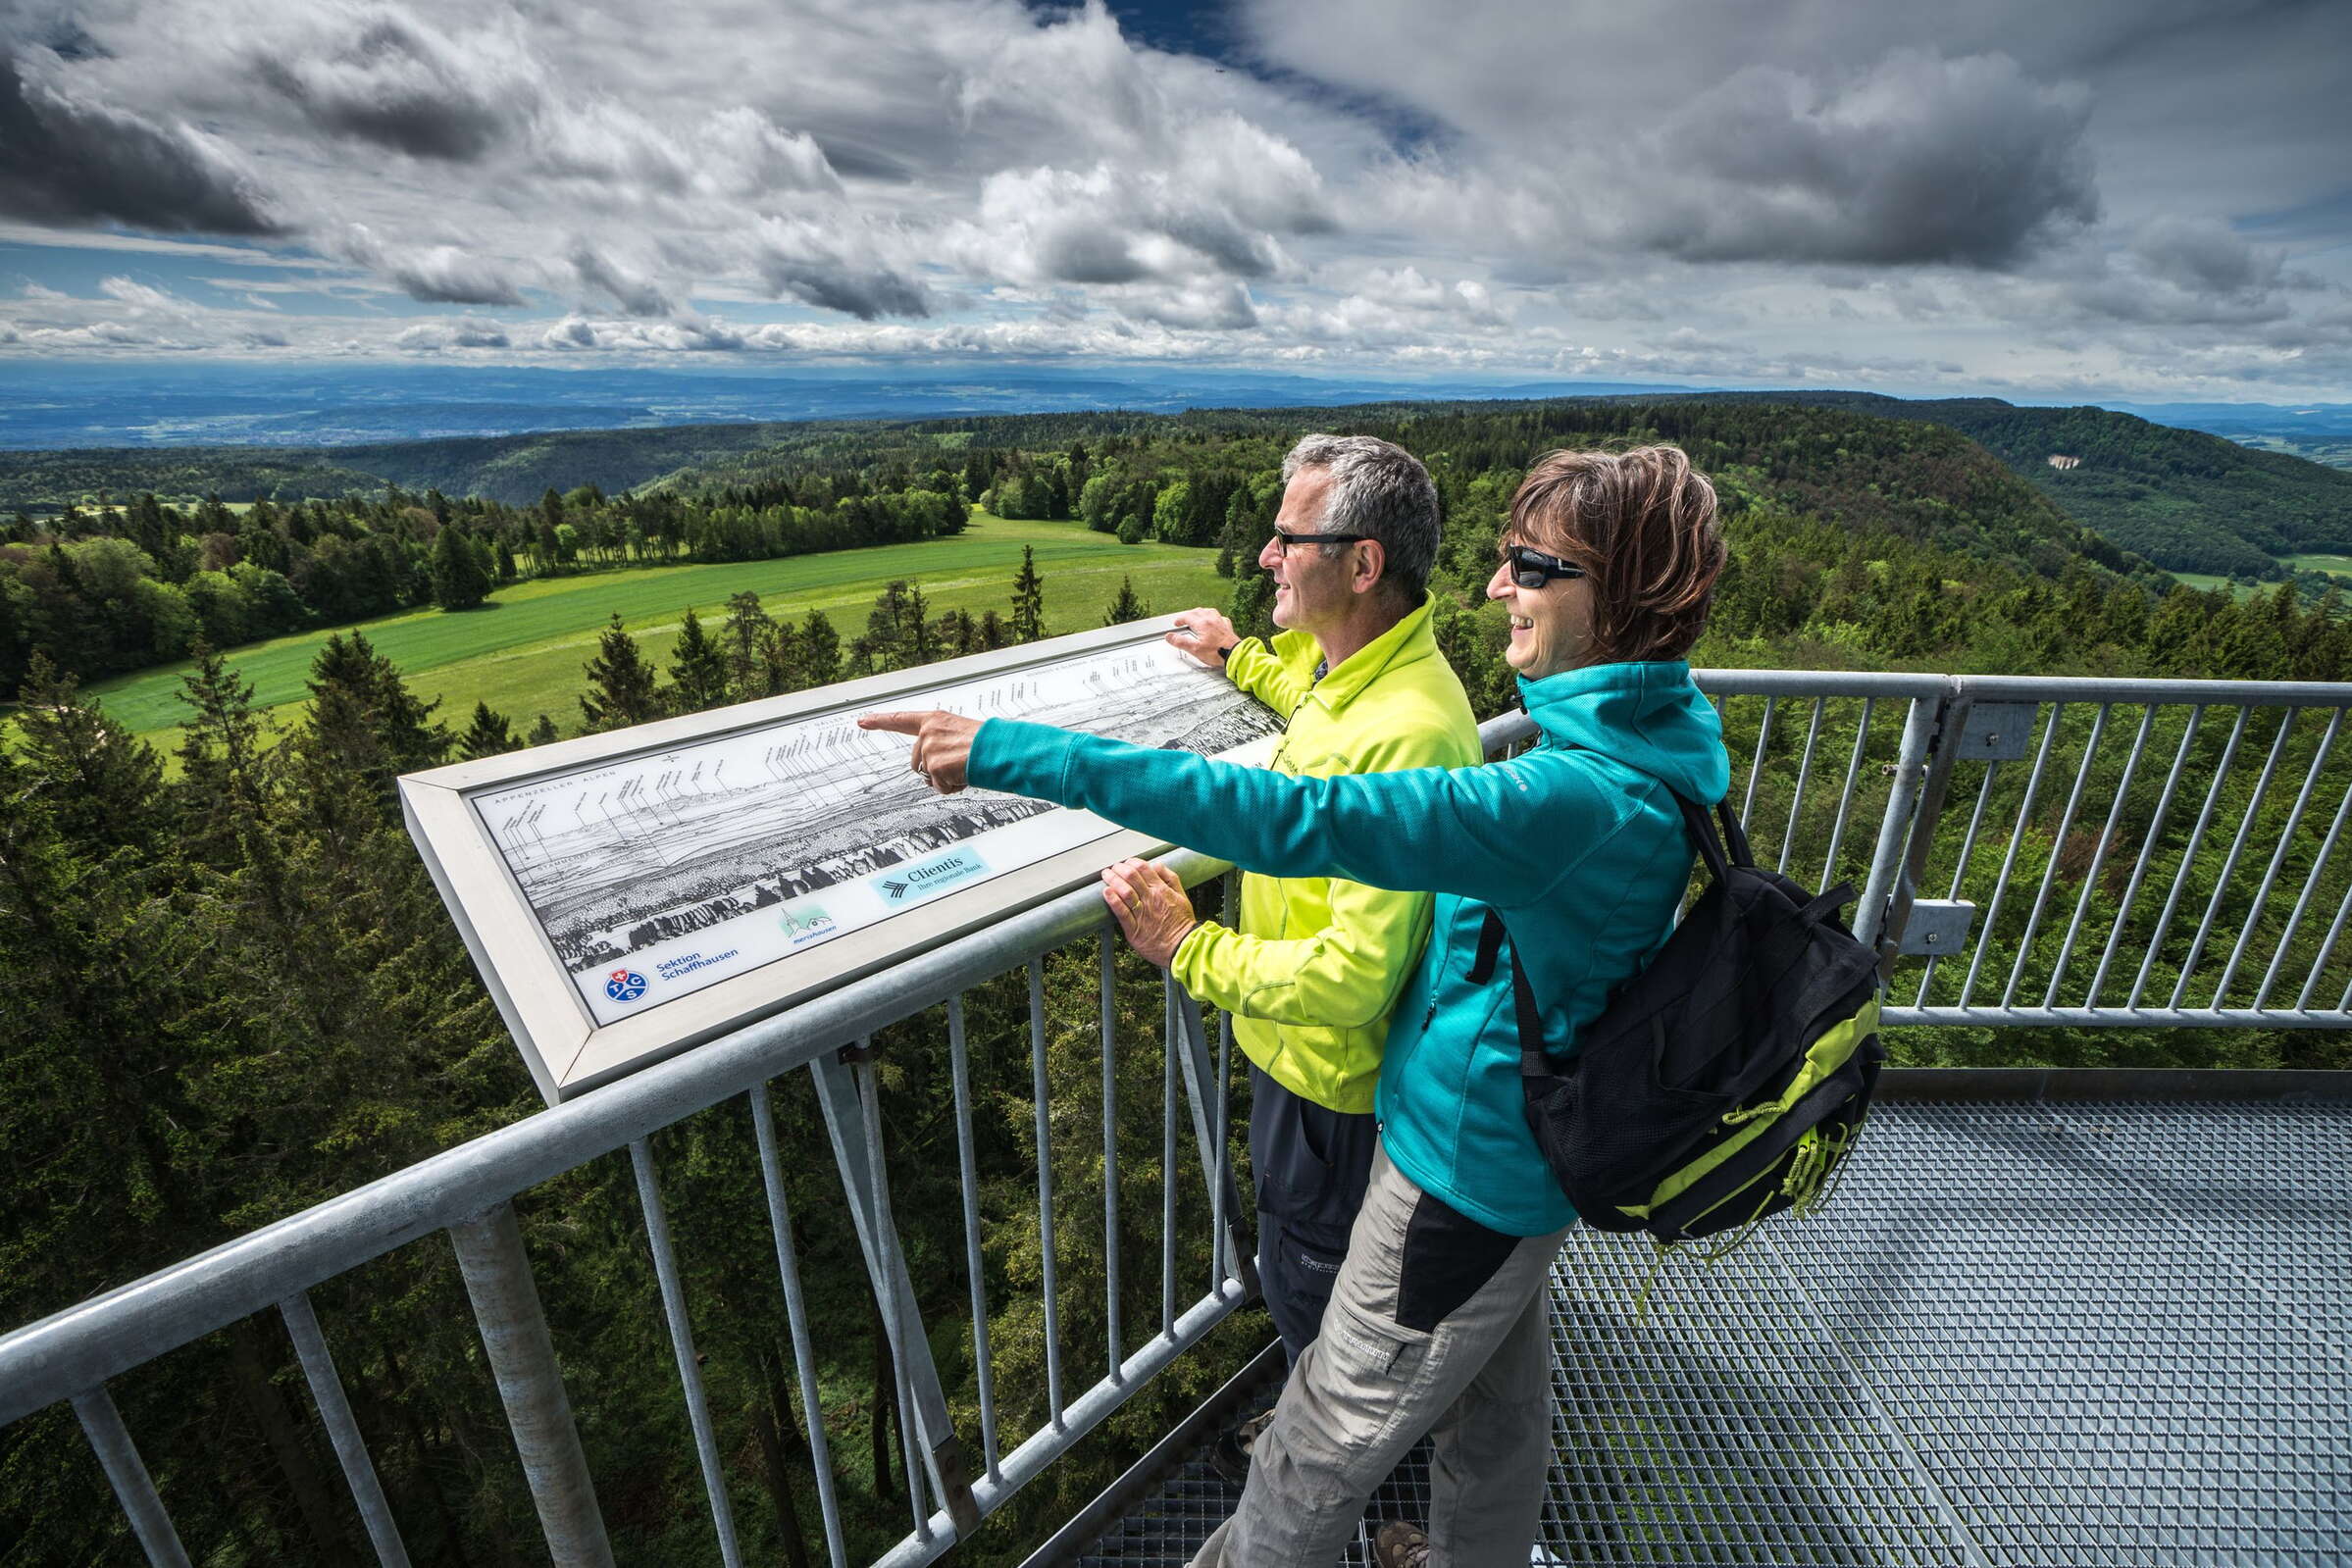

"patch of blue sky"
[0, 234, 558, 320]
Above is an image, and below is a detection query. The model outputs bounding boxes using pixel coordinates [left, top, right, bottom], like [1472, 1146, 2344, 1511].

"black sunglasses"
[1270, 525, 1373, 554]
[1499, 541, 1587, 588]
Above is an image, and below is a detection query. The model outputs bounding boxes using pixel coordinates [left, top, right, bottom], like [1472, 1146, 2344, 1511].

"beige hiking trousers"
[1190, 1144, 1571, 1568]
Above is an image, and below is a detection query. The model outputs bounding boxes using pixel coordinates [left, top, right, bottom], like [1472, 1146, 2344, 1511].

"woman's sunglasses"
[1499, 541, 1587, 588]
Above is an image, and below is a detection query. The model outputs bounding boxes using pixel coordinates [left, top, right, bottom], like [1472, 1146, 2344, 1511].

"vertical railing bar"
[2044, 705, 2156, 1008]
[2297, 871, 2352, 1011]
[1960, 704, 2065, 1008]
[2169, 710, 2299, 1010]
[943, 1001, 1000, 1482]
[2086, 707, 2204, 1010]
[1916, 761, 2002, 1005]
[1993, 703, 2110, 1007]
[1161, 978, 1179, 1340]
[1819, 697, 1876, 888]
[1213, 999, 1233, 1289]
[280, 1291, 412, 1568]
[447, 1201, 614, 1568]
[628, 1138, 746, 1568]
[1100, 934, 1123, 1383]
[72, 1387, 193, 1568]
[750, 1083, 853, 1568]
[2216, 708, 2343, 1009]
[2129, 707, 2251, 1009]
[2041, 709, 2154, 1006]
[2262, 751, 2352, 1009]
[1215, 869, 1238, 1290]
[1741, 694, 1777, 823]
[1778, 698, 1826, 876]
[1029, 957, 1065, 1430]
[850, 1060, 935, 1543]
[2338, 965, 2352, 1014]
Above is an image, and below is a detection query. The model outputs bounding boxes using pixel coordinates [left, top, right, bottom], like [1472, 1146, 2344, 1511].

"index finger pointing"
[856, 711, 931, 733]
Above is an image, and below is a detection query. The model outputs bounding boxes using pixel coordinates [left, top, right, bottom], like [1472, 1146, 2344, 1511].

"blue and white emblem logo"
[606, 969, 648, 1002]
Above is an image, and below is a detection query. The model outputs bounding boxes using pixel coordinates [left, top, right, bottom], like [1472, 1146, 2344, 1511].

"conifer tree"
[298, 632, 450, 788]
[459, 701, 520, 760]
[797, 609, 842, 688]
[904, 581, 935, 665]
[979, 609, 1009, 650]
[669, 607, 730, 713]
[1010, 544, 1046, 642]
[429, 525, 490, 610]
[13, 651, 165, 854]
[721, 589, 776, 697]
[580, 613, 663, 732]
[175, 641, 283, 880]
[527, 713, 561, 746]
[1102, 576, 1149, 626]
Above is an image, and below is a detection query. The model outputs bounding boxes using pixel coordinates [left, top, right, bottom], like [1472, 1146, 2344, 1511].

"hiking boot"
[1373, 1520, 1429, 1568]
[1206, 1407, 1276, 1490]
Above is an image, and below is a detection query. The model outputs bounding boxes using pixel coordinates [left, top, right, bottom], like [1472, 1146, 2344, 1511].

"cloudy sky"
[1, 0, 2347, 399]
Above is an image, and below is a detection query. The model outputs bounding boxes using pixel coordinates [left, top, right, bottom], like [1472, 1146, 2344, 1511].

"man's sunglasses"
[1499, 541, 1587, 588]
[1270, 525, 1373, 554]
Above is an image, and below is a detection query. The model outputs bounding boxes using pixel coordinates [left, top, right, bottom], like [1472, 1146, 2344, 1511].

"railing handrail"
[1692, 669, 2352, 707]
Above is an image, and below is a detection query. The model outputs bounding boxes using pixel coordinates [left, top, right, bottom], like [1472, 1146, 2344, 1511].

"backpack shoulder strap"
[1676, 794, 1733, 882]
[1473, 906, 1554, 1078]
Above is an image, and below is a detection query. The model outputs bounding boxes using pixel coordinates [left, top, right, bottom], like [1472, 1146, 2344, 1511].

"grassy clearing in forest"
[85, 512, 1228, 756]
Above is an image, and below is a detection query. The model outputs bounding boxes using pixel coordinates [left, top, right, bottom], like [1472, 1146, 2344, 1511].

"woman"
[864, 445, 1729, 1568]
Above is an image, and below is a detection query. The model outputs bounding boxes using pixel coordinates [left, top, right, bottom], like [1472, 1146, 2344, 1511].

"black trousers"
[1247, 1061, 1379, 1364]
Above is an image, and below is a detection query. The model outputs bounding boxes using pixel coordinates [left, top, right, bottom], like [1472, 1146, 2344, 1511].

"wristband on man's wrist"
[1213, 641, 1232, 662]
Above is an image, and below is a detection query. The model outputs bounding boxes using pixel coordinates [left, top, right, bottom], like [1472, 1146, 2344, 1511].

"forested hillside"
[1722, 391, 2352, 579]
[5, 396, 2175, 699]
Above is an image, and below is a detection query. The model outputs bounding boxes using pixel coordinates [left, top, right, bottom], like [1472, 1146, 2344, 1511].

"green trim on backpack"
[1616, 994, 1881, 1222]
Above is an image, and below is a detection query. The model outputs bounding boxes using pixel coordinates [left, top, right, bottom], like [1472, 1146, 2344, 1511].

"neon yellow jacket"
[1169, 593, 1482, 1113]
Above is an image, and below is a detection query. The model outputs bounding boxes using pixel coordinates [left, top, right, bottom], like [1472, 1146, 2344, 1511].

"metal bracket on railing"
[836, 1040, 879, 1065]
[931, 1433, 985, 1537]
[1897, 899, 1976, 956]
[1955, 703, 2039, 761]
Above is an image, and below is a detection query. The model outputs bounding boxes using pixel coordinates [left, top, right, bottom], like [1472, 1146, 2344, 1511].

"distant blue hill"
[0, 361, 1697, 450]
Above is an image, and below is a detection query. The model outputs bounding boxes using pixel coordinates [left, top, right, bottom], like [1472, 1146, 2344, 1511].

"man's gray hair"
[1281, 433, 1440, 603]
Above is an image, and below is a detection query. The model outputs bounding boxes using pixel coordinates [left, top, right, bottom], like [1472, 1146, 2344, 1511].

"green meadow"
[86, 512, 1229, 756]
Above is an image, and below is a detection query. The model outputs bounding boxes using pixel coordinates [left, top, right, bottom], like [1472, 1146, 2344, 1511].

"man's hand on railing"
[858, 709, 980, 792]
[1101, 856, 1200, 966]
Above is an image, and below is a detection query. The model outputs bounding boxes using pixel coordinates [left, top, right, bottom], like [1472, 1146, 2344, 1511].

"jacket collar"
[1277, 592, 1442, 717]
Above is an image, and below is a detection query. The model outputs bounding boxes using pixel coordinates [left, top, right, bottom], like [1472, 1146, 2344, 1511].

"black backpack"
[1471, 794, 1884, 1245]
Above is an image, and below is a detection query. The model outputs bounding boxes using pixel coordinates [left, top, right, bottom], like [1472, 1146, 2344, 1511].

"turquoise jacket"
[970, 659, 1729, 1236]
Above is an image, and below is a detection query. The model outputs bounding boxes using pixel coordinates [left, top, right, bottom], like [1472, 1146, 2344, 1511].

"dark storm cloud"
[756, 252, 933, 321]
[0, 53, 284, 233]
[1638, 51, 2100, 268]
[390, 252, 525, 306]
[249, 12, 516, 162]
[569, 244, 671, 318]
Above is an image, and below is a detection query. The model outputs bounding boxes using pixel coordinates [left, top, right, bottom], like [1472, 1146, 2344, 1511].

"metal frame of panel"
[400, 615, 1274, 1102]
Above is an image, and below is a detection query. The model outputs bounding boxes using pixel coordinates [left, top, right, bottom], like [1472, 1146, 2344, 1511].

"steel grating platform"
[1068, 1097, 2352, 1567]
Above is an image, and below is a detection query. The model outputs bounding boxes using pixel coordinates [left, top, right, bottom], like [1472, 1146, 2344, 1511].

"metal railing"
[4, 670, 2349, 1568]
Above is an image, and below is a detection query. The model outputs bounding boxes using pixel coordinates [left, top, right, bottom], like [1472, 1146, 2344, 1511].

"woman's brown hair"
[1508, 444, 1725, 664]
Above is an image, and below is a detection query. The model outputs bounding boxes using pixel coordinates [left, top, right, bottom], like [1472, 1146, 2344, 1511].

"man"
[1123, 433, 1482, 1486]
